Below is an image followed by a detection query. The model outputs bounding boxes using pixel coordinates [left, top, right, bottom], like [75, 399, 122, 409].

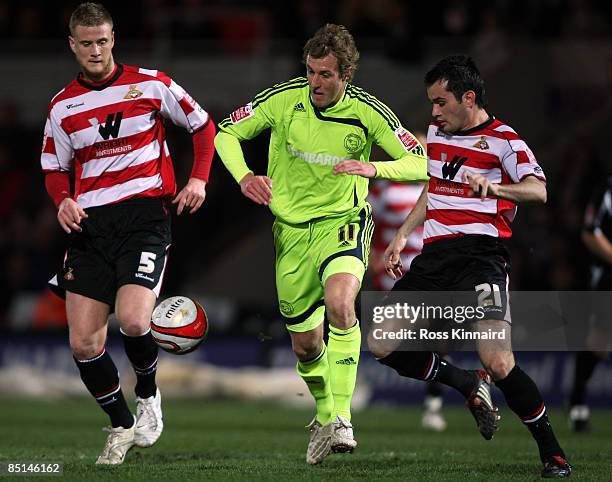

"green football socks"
[297, 342, 334, 425]
[327, 321, 361, 421]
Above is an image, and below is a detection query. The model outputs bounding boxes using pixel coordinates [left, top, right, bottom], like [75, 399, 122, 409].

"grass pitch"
[0, 398, 610, 481]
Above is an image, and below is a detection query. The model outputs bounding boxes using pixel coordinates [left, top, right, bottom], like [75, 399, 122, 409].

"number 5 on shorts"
[138, 252, 157, 273]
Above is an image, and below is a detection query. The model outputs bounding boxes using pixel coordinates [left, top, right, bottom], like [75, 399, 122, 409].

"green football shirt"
[217, 77, 427, 224]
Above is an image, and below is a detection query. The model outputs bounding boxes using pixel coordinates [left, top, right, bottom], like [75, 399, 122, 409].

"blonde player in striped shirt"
[41, 3, 215, 465]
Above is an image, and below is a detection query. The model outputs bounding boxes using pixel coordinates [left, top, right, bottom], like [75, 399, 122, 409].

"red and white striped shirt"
[424, 117, 545, 244]
[368, 180, 424, 290]
[41, 64, 210, 209]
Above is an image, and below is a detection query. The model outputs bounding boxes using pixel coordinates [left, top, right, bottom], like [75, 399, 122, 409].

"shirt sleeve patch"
[394, 127, 418, 152]
[230, 103, 254, 124]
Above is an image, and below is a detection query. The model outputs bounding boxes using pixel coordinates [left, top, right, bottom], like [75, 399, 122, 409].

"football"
[151, 296, 209, 354]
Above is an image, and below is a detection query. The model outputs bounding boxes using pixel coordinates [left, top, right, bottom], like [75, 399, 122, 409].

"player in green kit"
[215, 24, 427, 465]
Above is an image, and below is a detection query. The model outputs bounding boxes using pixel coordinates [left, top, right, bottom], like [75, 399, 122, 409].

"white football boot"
[331, 415, 357, 453]
[306, 417, 332, 465]
[95, 421, 136, 465]
[134, 388, 164, 447]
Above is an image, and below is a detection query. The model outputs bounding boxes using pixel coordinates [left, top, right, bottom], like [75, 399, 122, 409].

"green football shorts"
[273, 203, 374, 333]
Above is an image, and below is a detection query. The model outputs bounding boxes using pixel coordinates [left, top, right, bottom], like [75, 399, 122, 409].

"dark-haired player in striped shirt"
[366, 55, 571, 479]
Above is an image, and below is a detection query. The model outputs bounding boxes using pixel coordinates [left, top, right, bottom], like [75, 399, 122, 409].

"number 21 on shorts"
[475, 282, 502, 307]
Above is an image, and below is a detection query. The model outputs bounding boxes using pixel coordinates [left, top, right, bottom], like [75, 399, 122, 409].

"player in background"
[568, 176, 611, 432]
[367, 130, 447, 432]
[41, 2, 215, 465]
[215, 24, 427, 464]
[359, 55, 571, 478]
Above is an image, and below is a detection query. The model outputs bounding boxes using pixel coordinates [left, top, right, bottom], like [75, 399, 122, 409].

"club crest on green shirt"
[279, 300, 295, 316]
[344, 133, 363, 154]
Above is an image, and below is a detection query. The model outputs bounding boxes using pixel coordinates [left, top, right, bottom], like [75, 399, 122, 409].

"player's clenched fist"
[239, 172, 273, 205]
[57, 198, 88, 233]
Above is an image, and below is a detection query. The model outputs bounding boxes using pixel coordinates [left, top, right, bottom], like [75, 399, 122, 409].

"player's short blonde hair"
[303, 24, 360, 82]
[69, 2, 113, 36]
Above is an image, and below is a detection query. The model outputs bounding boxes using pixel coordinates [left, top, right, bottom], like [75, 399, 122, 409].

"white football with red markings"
[151, 296, 208, 355]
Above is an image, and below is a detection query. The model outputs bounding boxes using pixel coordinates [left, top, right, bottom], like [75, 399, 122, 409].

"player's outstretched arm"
[369, 120, 428, 182]
[384, 185, 427, 279]
[370, 153, 429, 183]
[463, 171, 546, 204]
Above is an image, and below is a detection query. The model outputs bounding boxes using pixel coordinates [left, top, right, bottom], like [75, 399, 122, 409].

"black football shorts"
[49, 197, 171, 307]
[392, 235, 511, 323]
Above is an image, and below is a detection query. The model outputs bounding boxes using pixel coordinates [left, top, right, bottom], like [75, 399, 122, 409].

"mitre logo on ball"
[151, 296, 209, 354]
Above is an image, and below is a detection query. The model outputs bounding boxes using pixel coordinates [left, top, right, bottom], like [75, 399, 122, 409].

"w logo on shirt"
[98, 112, 123, 140]
[441, 153, 468, 180]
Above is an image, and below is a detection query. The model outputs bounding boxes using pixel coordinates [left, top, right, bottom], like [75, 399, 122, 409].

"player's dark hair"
[425, 55, 487, 108]
[303, 24, 360, 81]
[69, 2, 113, 36]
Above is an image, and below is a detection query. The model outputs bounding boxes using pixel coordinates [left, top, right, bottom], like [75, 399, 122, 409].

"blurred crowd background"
[1, 0, 611, 338]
